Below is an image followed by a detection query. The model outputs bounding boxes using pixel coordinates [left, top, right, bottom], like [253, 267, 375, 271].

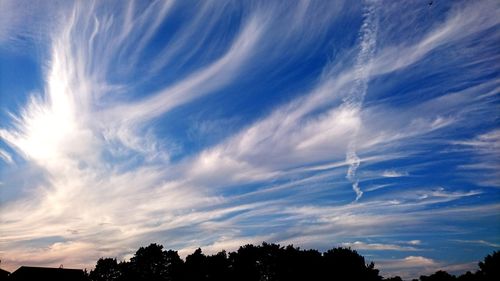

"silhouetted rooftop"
[9, 266, 86, 281]
[0, 268, 10, 280]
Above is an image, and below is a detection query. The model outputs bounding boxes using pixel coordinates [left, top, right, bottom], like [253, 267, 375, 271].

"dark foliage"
[416, 251, 500, 281]
[89, 242, 381, 281]
[385, 277, 403, 281]
[477, 251, 500, 281]
[420, 270, 455, 281]
[85, 245, 499, 281]
[89, 258, 122, 281]
[120, 244, 184, 281]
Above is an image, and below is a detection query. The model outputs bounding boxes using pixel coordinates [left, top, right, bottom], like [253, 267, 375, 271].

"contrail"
[344, 1, 379, 202]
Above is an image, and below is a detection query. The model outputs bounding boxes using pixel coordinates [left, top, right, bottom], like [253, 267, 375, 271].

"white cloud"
[106, 13, 267, 124]
[453, 129, 500, 151]
[368, 0, 500, 78]
[341, 241, 418, 251]
[0, 0, 270, 270]
[377, 256, 479, 280]
[176, 0, 500, 194]
[0, 0, 498, 273]
[400, 256, 437, 267]
[453, 239, 500, 248]
[453, 129, 500, 187]
[377, 256, 439, 279]
[0, 149, 13, 164]
[381, 170, 409, 178]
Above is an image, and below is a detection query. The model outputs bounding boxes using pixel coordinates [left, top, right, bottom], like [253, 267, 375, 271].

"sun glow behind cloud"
[0, 0, 499, 277]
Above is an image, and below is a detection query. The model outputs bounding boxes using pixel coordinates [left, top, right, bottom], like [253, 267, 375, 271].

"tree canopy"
[87, 243, 499, 281]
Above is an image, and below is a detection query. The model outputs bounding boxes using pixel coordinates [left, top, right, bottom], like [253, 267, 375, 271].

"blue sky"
[0, 0, 499, 278]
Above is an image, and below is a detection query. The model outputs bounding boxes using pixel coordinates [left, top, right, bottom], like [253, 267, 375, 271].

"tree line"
[88, 242, 499, 281]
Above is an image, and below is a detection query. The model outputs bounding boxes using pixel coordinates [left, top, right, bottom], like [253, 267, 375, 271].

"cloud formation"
[0, 0, 498, 278]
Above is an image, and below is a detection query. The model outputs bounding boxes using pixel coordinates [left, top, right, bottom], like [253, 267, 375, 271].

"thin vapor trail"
[345, 1, 379, 201]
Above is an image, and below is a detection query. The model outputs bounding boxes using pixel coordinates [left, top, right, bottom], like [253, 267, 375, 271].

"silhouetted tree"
[165, 250, 185, 281]
[322, 247, 382, 281]
[385, 276, 403, 281]
[205, 251, 230, 281]
[420, 270, 456, 281]
[255, 242, 283, 281]
[89, 258, 122, 281]
[184, 248, 207, 281]
[127, 243, 184, 281]
[86, 243, 499, 281]
[477, 251, 500, 281]
[228, 244, 261, 281]
[417, 251, 500, 281]
[457, 271, 476, 281]
[295, 248, 323, 280]
[280, 245, 323, 280]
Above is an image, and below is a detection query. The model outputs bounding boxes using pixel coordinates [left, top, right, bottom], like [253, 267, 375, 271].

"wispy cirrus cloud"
[0, 0, 498, 278]
[340, 241, 419, 251]
[453, 129, 500, 187]
[0, 0, 349, 271]
[0, 149, 12, 164]
[453, 239, 500, 248]
[381, 170, 409, 178]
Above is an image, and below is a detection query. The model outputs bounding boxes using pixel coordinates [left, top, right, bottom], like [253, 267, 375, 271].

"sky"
[0, 0, 499, 279]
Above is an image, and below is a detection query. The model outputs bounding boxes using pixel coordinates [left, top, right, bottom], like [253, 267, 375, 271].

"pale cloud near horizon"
[340, 241, 419, 251]
[378, 256, 440, 279]
[378, 256, 479, 280]
[0, 0, 498, 277]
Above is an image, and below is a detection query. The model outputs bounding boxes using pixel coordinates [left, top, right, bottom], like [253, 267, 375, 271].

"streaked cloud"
[341, 241, 419, 251]
[381, 170, 408, 178]
[0, 0, 498, 278]
[0, 149, 12, 164]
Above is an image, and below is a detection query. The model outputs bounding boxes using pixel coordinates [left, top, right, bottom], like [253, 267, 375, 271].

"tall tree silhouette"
[228, 244, 261, 281]
[477, 251, 500, 281]
[89, 258, 122, 281]
[322, 247, 382, 280]
[205, 251, 230, 281]
[184, 248, 207, 281]
[126, 243, 184, 281]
